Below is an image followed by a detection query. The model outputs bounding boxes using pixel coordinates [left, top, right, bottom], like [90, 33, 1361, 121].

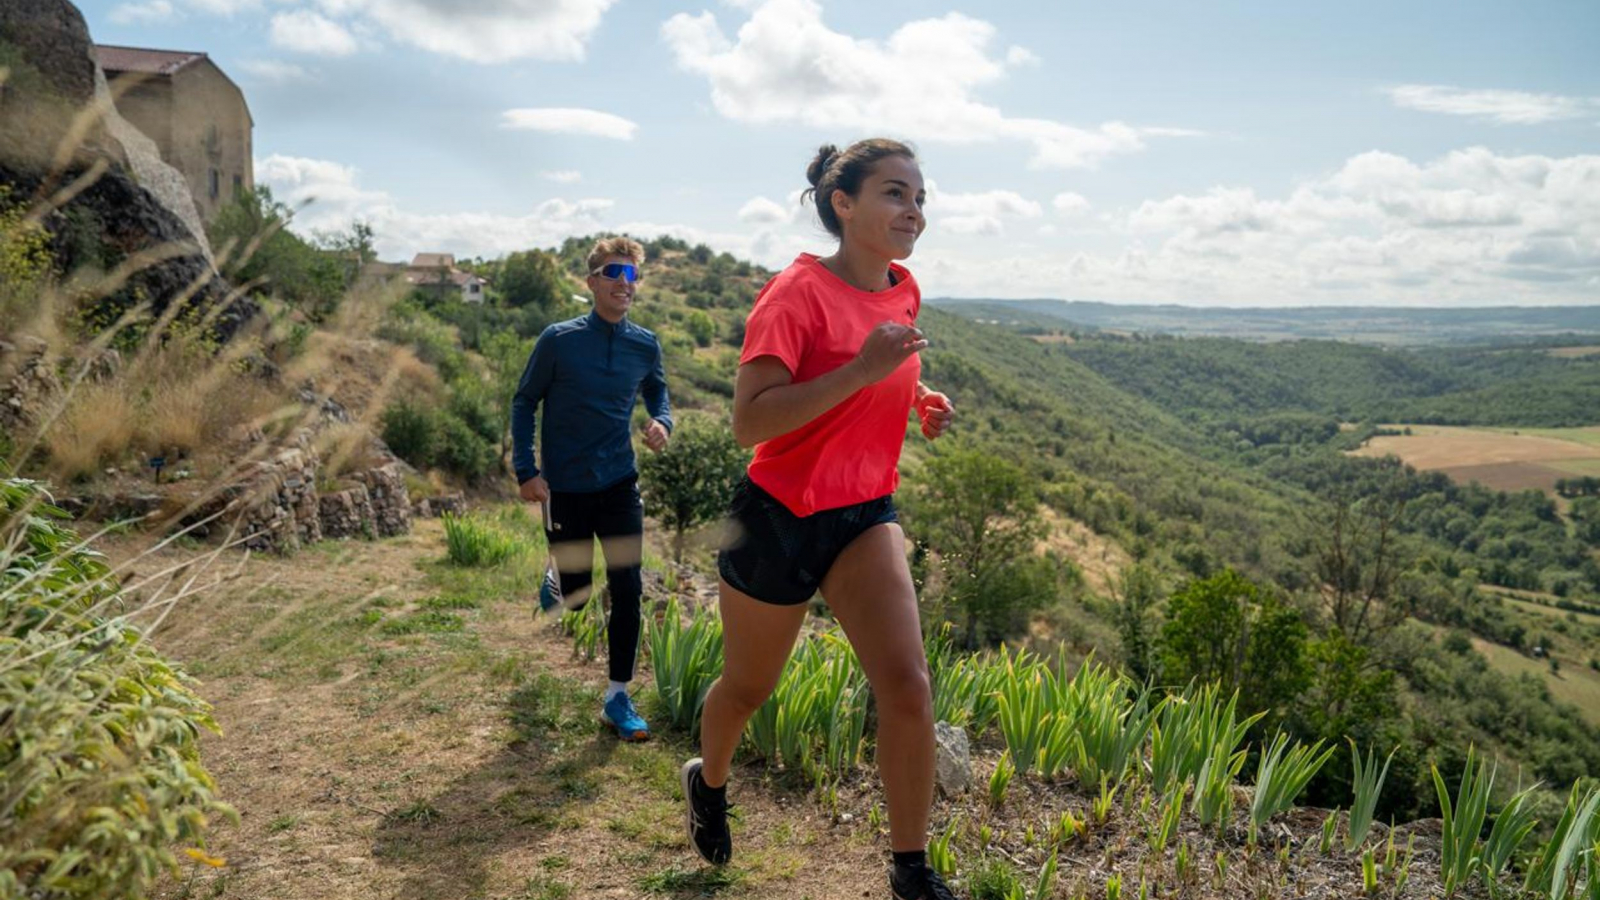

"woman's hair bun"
[806, 144, 840, 188]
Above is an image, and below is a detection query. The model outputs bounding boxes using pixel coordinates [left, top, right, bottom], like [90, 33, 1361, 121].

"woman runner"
[680, 138, 960, 900]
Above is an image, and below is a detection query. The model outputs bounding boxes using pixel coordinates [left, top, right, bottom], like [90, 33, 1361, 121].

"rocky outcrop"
[1, 0, 250, 340]
[96, 66, 212, 267]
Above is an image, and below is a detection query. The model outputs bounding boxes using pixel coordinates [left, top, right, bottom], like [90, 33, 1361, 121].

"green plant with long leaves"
[1150, 684, 1259, 795]
[1481, 781, 1540, 895]
[744, 631, 868, 782]
[1346, 739, 1396, 852]
[1248, 732, 1334, 844]
[646, 595, 724, 731]
[995, 656, 1053, 775]
[1190, 709, 1253, 835]
[1070, 665, 1153, 788]
[1523, 784, 1600, 900]
[929, 816, 959, 878]
[990, 752, 1017, 808]
[1149, 781, 1186, 854]
[1433, 746, 1496, 897]
[558, 591, 606, 662]
[929, 626, 982, 728]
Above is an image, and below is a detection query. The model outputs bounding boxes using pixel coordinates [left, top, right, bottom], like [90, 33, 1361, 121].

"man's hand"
[643, 419, 670, 453]
[917, 391, 954, 440]
[519, 476, 550, 503]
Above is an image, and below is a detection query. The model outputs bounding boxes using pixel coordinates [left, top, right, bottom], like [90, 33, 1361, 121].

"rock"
[934, 721, 971, 797]
[412, 491, 465, 519]
[0, 336, 61, 433]
[96, 64, 213, 266]
[1, 0, 254, 340]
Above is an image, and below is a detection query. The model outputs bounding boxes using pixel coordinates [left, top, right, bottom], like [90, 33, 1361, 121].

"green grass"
[1549, 458, 1600, 477]
[379, 609, 466, 636]
[1487, 426, 1600, 448]
[1470, 637, 1600, 726]
[637, 865, 745, 894]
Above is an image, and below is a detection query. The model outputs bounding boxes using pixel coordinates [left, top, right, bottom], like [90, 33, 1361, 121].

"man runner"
[510, 236, 672, 742]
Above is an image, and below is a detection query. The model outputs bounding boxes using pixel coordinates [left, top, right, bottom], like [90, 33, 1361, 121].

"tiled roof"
[411, 253, 456, 268]
[95, 44, 207, 76]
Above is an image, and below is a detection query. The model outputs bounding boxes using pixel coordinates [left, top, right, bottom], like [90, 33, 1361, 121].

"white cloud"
[1053, 192, 1090, 215]
[270, 10, 359, 56]
[1386, 84, 1599, 124]
[239, 59, 315, 84]
[183, 0, 259, 14]
[109, 0, 176, 24]
[331, 0, 616, 63]
[927, 187, 1041, 235]
[738, 196, 792, 224]
[256, 153, 617, 259]
[500, 108, 638, 140]
[542, 170, 583, 184]
[1005, 45, 1039, 67]
[661, 0, 1191, 169]
[1034, 146, 1600, 305]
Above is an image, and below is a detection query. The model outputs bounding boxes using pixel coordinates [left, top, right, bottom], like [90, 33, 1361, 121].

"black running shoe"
[680, 757, 733, 865]
[890, 863, 960, 900]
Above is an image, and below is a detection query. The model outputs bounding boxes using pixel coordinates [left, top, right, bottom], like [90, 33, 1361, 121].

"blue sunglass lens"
[601, 263, 638, 282]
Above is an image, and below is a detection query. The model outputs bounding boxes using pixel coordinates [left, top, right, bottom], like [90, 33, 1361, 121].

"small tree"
[498, 249, 568, 311]
[1160, 568, 1309, 722]
[639, 413, 749, 563]
[903, 442, 1055, 649]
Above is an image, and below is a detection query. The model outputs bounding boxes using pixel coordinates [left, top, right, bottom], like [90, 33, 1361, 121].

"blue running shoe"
[538, 565, 561, 614]
[601, 691, 650, 742]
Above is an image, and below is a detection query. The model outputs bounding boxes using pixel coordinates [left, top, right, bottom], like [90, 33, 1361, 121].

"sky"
[79, 0, 1600, 307]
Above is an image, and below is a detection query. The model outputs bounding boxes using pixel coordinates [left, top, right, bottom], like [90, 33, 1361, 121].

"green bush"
[380, 399, 497, 485]
[207, 186, 349, 319]
[380, 400, 438, 466]
[639, 412, 749, 562]
[0, 478, 232, 897]
[442, 513, 522, 566]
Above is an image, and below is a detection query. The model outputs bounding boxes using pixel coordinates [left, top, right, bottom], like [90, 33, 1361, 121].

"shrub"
[0, 478, 233, 897]
[639, 412, 749, 562]
[442, 513, 521, 567]
[381, 400, 438, 466]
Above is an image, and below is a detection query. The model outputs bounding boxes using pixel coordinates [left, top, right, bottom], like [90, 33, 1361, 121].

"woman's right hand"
[852, 321, 928, 385]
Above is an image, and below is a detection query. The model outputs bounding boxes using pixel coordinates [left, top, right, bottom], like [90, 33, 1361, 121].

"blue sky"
[81, 0, 1600, 306]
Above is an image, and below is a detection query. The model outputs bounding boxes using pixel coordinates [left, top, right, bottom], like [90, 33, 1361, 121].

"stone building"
[94, 44, 253, 223]
[405, 253, 490, 303]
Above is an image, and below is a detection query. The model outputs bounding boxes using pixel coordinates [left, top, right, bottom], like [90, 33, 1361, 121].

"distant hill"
[932, 298, 1600, 345]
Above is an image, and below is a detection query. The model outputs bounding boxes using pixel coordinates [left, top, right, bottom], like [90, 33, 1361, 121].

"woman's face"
[832, 155, 927, 261]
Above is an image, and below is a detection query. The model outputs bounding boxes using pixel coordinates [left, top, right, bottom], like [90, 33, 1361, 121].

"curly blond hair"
[586, 236, 644, 273]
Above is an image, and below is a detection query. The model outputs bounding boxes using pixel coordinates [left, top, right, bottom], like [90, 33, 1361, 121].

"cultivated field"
[1351, 424, 1600, 495]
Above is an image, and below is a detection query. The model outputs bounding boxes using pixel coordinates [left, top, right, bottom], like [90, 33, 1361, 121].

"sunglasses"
[590, 262, 641, 283]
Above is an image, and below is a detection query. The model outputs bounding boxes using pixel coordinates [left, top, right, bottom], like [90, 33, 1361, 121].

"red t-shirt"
[740, 253, 921, 517]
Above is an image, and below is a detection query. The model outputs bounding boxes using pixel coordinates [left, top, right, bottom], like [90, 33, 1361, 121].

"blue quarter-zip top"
[510, 310, 673, 493]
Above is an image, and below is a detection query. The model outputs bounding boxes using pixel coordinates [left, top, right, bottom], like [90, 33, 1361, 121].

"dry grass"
[1352, 424, 1600, 495]
[35, 332, 287, 483]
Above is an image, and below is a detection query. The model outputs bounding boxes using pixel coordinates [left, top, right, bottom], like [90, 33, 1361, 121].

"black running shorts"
[717, 477, 899, 606]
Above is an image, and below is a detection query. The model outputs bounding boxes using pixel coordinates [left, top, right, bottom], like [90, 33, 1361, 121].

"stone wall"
[353, 463, 410, 538]
[319, 484, 374, 540]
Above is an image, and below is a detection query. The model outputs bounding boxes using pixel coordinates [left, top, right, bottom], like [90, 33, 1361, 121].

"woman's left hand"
[917, 391, 954, 440]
